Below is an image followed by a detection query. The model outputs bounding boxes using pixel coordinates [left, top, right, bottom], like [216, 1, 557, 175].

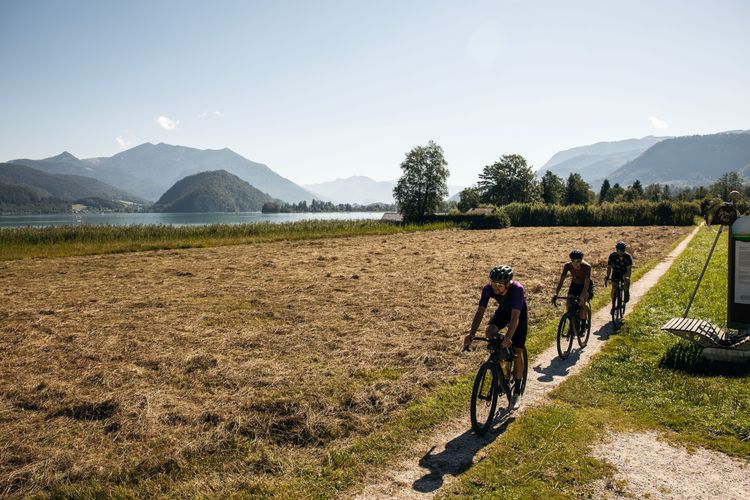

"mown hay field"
[0, 225, 690, 496]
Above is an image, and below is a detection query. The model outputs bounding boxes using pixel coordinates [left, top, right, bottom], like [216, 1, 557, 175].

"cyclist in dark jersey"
[552, 249, 593, 332]
[463, 265, 527, 409]
[605, 241, 633, 313]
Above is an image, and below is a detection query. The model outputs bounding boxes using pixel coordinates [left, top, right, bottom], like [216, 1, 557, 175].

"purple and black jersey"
[479, 280, 528, 347]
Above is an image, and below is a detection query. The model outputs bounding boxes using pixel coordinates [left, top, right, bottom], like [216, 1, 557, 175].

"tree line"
[392, 140, 747, 221]
[261, 199, 396, 213]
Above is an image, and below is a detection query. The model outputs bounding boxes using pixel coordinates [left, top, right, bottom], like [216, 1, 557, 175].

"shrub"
[417, 212, 511, 230]
[501, 201, 699, 226]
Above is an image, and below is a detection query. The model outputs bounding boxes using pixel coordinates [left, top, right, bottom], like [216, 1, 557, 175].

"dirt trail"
[591, 431, 750, 499]
[351, 226, 702, 499]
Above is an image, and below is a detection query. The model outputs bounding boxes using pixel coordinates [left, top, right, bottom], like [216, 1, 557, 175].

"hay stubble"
[0, 226, 688, 495]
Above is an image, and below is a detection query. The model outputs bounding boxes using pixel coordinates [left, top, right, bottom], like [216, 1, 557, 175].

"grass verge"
[442, 226, 750, 497]
[0, 220, 457, 260]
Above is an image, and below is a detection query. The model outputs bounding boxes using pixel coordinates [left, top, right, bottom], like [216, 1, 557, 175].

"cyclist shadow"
[532, 348, 583, 382]
[412, 412, 515, 493]
[532, 322, 615, 382]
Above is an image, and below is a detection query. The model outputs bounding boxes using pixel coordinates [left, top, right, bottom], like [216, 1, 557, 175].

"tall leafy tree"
[393, 140, 449, 221]
[631, 179, 644, 197]
[598, 179, 611, 204]
[540, 170, 565, 205]
[457, 186, 482, 212]
[564, 173, 594, 205]
[710, 171, 744, 200]
[478, 154, 541, 205]
[644, 183, 663, 201]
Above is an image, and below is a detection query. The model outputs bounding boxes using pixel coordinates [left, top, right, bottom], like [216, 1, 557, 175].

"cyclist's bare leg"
[485, 323, 500, 338]
[567, 297, 578, 335]
[512, 346, 524, 380]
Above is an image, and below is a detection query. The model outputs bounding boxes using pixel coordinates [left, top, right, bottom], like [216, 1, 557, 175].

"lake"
[0, 212, 386, 228]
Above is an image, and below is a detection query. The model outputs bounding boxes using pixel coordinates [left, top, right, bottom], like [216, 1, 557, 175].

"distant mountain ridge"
[154, 170, 275, 212]
[0, 162, 143, 205]
[10, 143, 318, 203]
[540, 136, 669, 187]
[607, 131, 750, 186]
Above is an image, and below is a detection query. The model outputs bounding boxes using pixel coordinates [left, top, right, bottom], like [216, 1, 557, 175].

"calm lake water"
[0, 212, 386, 228]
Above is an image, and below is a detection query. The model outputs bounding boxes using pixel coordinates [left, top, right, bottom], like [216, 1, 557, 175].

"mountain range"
[11, 143, 316, 203]
[540, 130, 750, 188]
[0, 162, 147, 213]
[539, 136, 669, 187]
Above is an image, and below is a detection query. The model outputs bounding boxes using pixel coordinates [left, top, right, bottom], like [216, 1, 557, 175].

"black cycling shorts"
[489, 307, 528, 348]
[611, 272, 626, 283]
[569, 281, 594, 299]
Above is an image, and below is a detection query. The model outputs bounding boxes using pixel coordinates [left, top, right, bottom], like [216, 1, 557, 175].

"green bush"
[417, 212, 511, 229]
[500, 201, 699, 226]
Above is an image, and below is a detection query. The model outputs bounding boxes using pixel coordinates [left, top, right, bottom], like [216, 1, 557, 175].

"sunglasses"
[571, 259, 582, 263]
[491, 281, 509, 288]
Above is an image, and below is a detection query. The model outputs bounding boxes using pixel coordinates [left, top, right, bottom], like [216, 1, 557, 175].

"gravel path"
[591, 431, 750, 499]
[350, 226, 702, 499]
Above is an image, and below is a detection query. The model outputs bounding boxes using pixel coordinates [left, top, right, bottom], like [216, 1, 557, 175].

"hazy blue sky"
[1, 0, 748, 186]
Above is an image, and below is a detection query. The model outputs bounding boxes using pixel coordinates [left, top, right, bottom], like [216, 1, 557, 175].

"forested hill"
[540, 136, 668, 187]
[154, 170, 275, 212]
[608, 131, 750, 186]
[0, 162, 144, 213]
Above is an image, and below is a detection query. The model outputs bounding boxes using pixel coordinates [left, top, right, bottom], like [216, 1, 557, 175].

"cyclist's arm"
[554, 268, 567, 296]
[469, 306, 486, 338]
[605, 264, 612, 282]
[581, 267, 591, 303]
[625, 265, 632, 285]
[501, 309, 521, 347]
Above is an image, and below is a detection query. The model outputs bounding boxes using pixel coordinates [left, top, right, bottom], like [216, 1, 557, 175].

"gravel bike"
[553, 295, 591, 359]
[465, 336, 528, 435]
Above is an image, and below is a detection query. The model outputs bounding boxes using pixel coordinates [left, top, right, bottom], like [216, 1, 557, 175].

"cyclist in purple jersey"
[463, 265, 528, 408]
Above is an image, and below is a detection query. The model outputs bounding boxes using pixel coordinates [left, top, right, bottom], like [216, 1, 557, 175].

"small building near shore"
[381, 212, 403, 222]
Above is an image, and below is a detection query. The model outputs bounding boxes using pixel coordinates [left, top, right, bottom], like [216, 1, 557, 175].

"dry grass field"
[0, 225, 690, 496]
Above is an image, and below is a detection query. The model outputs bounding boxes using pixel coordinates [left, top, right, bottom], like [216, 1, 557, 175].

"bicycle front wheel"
[578, 302, 592, 348]
[470, 361, 498, 435]
[556, 314, 574, 359]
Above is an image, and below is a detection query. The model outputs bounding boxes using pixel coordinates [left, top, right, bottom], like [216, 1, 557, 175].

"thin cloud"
[198, 110, 223, 118]
[649, 116, 670, 129]
[157, 116, 179, 130]
[116, 134, 135, 148]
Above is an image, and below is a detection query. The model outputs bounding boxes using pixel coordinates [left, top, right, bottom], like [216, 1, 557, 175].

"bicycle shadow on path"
[532, 321, 614, 383]
[412, 413, 515, 493]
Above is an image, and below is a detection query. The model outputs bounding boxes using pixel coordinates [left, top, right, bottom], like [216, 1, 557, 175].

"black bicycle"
[606, 277, 627, 327]
[466, 336, 528, 435]
[553, 295, 591, 359]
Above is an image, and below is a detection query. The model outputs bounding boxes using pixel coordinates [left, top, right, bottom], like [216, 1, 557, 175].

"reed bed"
[0, 220, 455, 261]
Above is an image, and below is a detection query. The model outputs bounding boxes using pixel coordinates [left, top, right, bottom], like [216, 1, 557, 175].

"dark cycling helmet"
[616, 241, 627, 251]
[569, 249, 584, 259]
[489, 265, 513, 282]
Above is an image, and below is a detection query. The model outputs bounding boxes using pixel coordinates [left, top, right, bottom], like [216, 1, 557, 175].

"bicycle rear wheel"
[556, 314, 574, 359]
[578, 302, 592, 348]
[614, 287, 624, 326]
[470, 361, 498, 435]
